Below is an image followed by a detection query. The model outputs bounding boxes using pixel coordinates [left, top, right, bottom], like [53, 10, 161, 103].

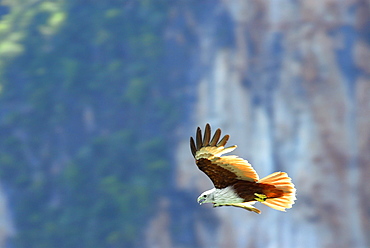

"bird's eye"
[203, 195, 207, 198]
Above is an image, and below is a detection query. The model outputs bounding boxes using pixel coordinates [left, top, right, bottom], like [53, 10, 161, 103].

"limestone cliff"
[146, 0, 370, 247]
[0, 186, 14, 248]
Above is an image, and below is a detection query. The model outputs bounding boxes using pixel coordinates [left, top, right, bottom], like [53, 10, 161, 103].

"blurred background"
[0, 0, 369, 247]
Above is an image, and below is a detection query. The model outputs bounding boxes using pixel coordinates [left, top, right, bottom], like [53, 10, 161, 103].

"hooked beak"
[197, 197, 206, 205]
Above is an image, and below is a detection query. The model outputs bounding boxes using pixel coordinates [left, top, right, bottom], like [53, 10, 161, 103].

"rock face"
[147, 0, 370, 247]
[0, 186, 14, 248]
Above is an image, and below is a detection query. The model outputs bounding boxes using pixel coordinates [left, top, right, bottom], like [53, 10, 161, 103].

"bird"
[190, 124, 296, 214]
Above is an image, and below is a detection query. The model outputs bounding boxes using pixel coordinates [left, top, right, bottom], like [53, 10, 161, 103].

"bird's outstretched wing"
[190, 124, 259, 188]
[214, 202, 261, 214]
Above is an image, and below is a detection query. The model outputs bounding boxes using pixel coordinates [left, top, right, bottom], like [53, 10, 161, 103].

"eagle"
[190, 124, 296, 214]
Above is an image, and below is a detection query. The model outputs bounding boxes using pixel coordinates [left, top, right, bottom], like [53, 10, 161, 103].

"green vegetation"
[0, 1, 176, 247]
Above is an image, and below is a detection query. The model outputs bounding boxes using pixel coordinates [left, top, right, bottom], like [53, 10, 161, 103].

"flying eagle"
[190, 124, 296, 214]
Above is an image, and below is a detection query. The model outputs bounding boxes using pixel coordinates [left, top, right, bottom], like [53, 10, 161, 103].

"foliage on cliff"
[0, 1, 179, 247]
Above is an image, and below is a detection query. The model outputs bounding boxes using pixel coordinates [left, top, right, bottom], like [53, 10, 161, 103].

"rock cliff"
[146, 0, 370, 247]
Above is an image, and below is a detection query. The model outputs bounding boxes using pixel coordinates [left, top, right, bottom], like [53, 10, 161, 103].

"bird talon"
[254, 193, 267, 202]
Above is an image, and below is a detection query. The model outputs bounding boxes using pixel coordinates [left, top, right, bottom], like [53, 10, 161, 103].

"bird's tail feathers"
[257, 172, 296, 211]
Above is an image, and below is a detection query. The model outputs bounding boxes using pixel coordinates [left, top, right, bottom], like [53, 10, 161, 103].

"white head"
[197, 188, 216, 205]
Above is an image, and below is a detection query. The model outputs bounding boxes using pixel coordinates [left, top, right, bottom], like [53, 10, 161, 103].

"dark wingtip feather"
[209, 128, 221, 146]
[196, 127, 202, 150]
[190, 137, 197, 157]
[203, 123, 211, 146]
[217, 134, 229, 147]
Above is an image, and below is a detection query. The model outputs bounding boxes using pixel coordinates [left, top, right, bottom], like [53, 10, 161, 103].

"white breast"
[214, 186, 245, 204]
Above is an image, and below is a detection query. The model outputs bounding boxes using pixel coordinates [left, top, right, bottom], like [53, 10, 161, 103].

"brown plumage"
[190, 124, 296, 213]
